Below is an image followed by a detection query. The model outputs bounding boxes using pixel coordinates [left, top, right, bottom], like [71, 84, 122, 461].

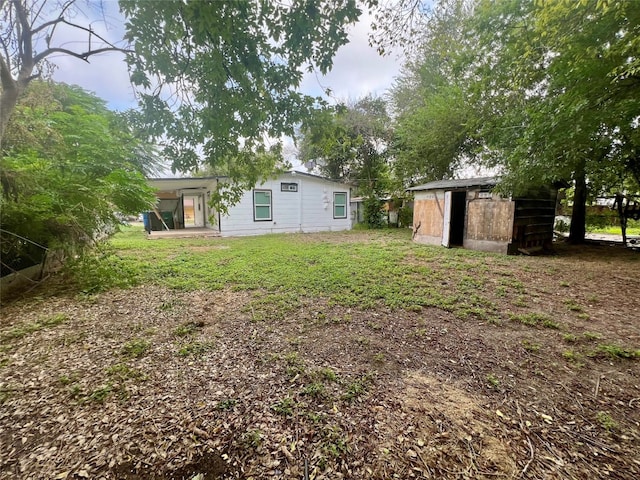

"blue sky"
[52, 3, 402, 112]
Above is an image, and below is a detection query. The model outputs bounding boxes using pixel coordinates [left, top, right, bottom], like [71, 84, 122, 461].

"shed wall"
[412, 191, 445, 245]
[465, 194, 514, 242]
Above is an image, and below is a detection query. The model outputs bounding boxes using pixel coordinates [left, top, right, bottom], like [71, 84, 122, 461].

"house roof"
[407, 176, 498, 192]
[147, 171, 346, 191]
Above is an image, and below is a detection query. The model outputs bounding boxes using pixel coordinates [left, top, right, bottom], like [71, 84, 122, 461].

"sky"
[52, 3, 403, 112]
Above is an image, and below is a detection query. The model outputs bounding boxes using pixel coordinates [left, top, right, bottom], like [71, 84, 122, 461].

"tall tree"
[390, 0, 478, 187]
[470, 0, 640, 242]
[298, 95, 393, 195]
[0, 0, 129, 141]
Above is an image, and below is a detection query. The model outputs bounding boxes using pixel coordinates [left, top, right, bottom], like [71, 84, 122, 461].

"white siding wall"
[219, 174, 351, 236]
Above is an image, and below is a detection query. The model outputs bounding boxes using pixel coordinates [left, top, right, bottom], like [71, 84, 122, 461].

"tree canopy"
[0, 0, 130, 142]
[119, 0, 371, 179]
[298, 96, 393, 193]
[391, 0, 640, 242]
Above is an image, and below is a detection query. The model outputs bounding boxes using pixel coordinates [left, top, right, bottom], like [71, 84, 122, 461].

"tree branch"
[30, 16, 65, 36]
[33, 46, 133, 65]
[11, 0, 33, 67]
[45, 17, 126, 52]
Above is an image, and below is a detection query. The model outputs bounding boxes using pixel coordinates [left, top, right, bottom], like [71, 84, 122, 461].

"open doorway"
[442, 191, 467, 247]
[449, 191, 467, 246]
[182, 195, 205, 228]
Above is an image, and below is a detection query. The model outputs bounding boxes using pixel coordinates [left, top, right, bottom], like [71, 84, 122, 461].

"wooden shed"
[408, 177, 557, 254]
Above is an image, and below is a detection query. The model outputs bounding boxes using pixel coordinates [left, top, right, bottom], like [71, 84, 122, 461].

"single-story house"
[408, 177, 557, 254]
[145, 171, 352, 237]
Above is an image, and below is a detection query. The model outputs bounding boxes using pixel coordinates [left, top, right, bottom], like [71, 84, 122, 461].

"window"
[281, 182, 298, 192]
[253, 190, 272, 221]
[333, 192, 347, 219]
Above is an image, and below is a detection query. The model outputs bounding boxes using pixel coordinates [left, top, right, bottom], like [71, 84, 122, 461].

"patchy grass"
[0, 313, 68, 342]
[177, 341, 215, 357]
[592, 344, 640, 360]
[121, 339, 151, 359]
[509, 312, 560, 329]
[2, 227, 640, 479]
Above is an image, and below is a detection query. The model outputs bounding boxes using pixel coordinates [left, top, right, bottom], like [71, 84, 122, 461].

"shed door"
[442, 191, 452, 247]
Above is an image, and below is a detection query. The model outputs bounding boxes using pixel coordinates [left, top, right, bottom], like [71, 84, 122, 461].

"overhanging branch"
[33, 46, 133, 64]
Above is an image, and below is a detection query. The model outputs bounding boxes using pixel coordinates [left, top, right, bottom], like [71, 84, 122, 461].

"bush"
[398, 206, 413, 228]
[363, 196, 384, 229]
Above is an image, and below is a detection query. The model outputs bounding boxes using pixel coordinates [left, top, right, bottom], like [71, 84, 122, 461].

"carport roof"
[407, 176, 498, 192]
[147, 177, 217, 191]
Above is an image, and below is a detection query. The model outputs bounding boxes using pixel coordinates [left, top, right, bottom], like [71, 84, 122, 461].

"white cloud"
[300, 12, 402, 102]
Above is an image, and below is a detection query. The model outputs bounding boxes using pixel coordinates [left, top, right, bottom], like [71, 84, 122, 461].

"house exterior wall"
[412, 190, 446, 245]
[219, 174, 351, 237]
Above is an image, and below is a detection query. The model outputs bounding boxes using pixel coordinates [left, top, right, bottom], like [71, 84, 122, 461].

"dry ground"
[1, 235, 639, 479]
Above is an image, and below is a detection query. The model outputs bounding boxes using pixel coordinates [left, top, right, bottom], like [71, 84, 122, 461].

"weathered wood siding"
[412, 191, 445, 245]
[465, 194, 514, 242]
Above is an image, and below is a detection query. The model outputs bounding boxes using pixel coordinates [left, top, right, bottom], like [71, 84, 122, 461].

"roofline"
[147, 170, 348, 184]
[407, 176, 499, 192]
[147, 176, 218, 182]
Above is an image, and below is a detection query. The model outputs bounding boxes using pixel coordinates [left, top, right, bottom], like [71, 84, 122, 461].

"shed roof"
[408, 176, 498, 192]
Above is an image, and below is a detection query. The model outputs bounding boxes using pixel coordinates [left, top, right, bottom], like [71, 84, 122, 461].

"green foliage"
[485, 373, 500, 389]
[121, 339, 151, 359]
[0, 82, 156, 275]
[177, 341, 215, 357]
[390, 1, 478, 186]
[342, 374, 373, 402]
[470, 0, 640, 239]
[595, 411, 618, 431]
[66, 226, 564, 326]
[120, 0, 366, 183]
[216, 399, 237, 411]
[271, 397, 296, 417]
[392, 0, 640, 241]
[593, 344, 640, 360]
[298, 96, 394, 197]
[363, 195, 385, 229]
[509, 313, 559, 329]
[303, 382, 325, 398]
[397, 205, 414, 228]
[0, 313, 68, 342]
[87, 384, 112, 403]
[106, 363, 147, 382]
[173, 321, 204, 337]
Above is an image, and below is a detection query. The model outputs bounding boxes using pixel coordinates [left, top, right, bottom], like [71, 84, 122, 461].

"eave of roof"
[147, 170, 348, 187]
[407, 176, 498, 192]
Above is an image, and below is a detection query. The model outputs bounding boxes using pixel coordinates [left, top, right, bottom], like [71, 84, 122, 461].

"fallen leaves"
[1, 284, 639, 479]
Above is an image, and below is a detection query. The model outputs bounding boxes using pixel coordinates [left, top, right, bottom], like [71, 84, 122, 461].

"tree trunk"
[0, 83, 20, 145]
[569, 161, 587, 244]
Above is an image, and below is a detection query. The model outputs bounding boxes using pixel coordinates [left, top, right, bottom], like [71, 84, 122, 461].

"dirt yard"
[1, 235, 639, 479]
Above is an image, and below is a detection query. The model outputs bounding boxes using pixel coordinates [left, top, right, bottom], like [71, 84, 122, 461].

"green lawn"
[70, 226, 519, 322]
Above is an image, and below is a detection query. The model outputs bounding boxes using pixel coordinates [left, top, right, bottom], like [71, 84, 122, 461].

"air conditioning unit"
[287, 184, 298, 191]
